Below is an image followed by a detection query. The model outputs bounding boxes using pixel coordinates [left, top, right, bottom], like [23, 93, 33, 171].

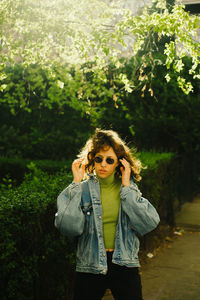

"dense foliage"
[1, 0, 199, 103]
[1, 56, 199, 195]
[0, 158, 72, 185]
[0, 168, 75, 300]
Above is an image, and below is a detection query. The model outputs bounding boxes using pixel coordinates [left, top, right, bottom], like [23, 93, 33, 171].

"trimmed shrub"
[139, 151, 176, 225]
[0, 168, 75, 300]
[0, 157, 72, 185]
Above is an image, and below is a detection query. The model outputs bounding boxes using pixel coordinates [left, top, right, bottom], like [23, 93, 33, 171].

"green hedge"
[0, 168, 75, 300]
[139, 151, 176, 224]
[0, 152, 179, 300]
[0, 152, 172, 186]
[0, 157, 72, 185]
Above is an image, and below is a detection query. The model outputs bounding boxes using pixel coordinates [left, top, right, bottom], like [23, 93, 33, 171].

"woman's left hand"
[119, 158, 131, 186]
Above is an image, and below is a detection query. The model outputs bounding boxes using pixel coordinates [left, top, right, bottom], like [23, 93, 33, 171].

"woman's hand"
[72, 158, 86, 183]
[119, 158, 131, 186]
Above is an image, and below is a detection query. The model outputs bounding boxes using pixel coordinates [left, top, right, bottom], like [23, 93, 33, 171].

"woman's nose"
[101, 159, 106, 167]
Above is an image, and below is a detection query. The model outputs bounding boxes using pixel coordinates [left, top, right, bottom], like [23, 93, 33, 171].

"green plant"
[0, 157, 73, 185]
[0, 167, 75, 300]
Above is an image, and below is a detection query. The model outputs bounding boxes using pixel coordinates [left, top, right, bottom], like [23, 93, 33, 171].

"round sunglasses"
[94, 156, 115, 165]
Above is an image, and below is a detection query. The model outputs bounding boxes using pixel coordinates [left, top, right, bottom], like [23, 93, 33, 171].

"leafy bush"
[0, 157, 72, 185]
[139, 151, 176, 225]
[0, 64, 93, 160]
[139, 151, 174, 169]
[0, 167, 75, 300]
[1, 59, 200, 199]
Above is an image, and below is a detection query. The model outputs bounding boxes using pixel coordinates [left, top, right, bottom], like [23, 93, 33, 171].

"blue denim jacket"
[55, 175, 160, 275]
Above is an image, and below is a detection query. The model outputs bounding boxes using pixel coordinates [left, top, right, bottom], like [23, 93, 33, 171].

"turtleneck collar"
[97, 171, 116, 186]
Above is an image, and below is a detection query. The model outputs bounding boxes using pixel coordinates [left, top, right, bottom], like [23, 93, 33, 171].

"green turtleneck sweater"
[97, 172, 121, 249]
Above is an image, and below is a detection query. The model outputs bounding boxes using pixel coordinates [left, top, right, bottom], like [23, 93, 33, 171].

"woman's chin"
[97, 171, 109, 178]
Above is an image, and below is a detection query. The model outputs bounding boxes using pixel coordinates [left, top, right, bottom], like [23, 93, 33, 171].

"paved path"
[141, 231, 200, 300]
[175, 195, 200, 231]
[103, 195, 200, 300]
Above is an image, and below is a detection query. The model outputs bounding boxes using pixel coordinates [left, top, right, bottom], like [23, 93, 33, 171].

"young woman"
[55, 129, 160, 300]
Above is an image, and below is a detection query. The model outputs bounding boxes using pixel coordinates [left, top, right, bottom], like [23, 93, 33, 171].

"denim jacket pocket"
[81, 203, 94, 233]
[76, 204, 95, 264]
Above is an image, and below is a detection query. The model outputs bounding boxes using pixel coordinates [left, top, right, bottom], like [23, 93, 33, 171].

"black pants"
[74, 252, 143, 300]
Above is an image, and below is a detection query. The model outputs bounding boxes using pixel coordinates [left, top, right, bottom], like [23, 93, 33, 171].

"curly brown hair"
[78, 128, 142, 181]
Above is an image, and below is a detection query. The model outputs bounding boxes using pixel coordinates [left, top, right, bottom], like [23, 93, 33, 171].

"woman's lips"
[99, 170, 107, 173]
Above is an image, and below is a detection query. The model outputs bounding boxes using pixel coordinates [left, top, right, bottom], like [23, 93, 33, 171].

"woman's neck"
[97, 172, 116, 186]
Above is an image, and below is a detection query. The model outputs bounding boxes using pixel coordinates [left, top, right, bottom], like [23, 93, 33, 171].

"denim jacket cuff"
[70, 181, 82, 189]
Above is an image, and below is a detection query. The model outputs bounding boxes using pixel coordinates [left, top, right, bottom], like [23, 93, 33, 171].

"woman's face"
[94, 146, 118, 178]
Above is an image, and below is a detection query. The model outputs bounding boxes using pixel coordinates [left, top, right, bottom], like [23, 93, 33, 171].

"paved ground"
[141, 231, 200, 300]
[175, 195, 200, 231]
[103, 195, 200, 300]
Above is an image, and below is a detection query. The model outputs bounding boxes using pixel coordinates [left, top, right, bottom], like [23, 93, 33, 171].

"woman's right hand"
[72, 158, 86, 183]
